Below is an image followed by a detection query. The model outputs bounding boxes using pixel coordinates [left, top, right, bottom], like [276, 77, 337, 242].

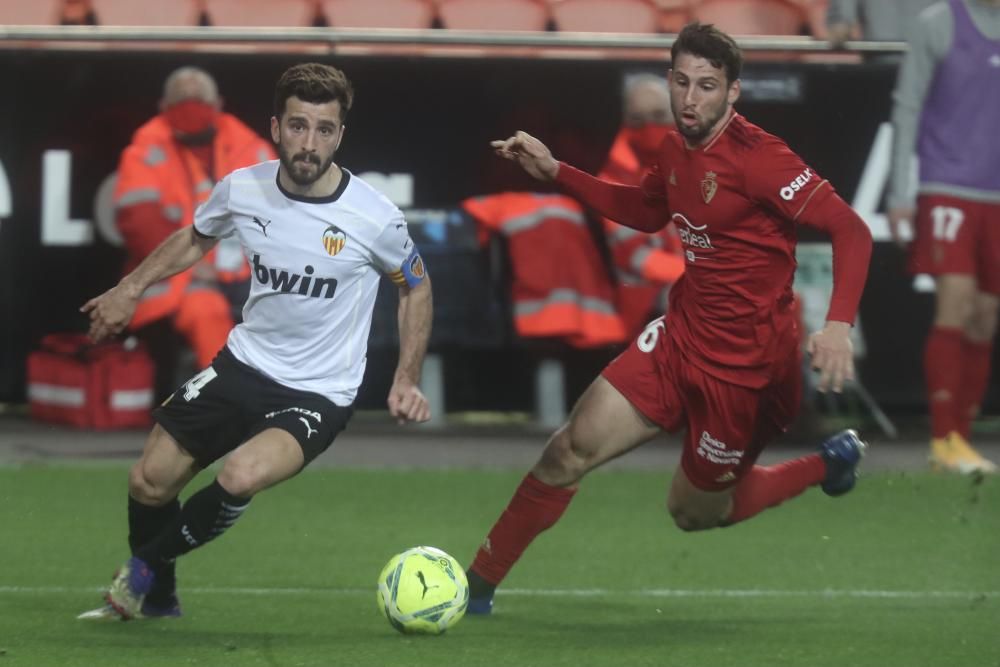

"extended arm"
[556, 164, 670, 233]
[491, 130, 669, 233]
[80, 226, 217, 341]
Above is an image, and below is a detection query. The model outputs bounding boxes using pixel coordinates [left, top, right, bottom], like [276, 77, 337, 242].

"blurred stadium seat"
[0, 0, 63, 25]
[204, 0, 319, 27]
[319, 0, 435, 28]
[550, 0, 660, 33]
[690, 0, 808, 35]
[655, 0, 692, 34]
[91, 0, 201, 26]
[795, 0, 829, 39]
[437, 0, 549, 31]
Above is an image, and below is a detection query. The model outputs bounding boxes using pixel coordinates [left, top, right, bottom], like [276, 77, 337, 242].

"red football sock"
[924, 326, 964, 439]
[727, 455, 826, 524]
[470, 473, 576, 586]
[956, 338, 993, 439]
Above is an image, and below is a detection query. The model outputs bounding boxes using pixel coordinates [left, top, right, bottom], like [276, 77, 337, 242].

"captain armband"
[389, 248, 427, 288]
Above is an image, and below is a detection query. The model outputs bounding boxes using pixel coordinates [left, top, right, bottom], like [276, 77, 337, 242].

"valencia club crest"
[322, 225, 347, 256]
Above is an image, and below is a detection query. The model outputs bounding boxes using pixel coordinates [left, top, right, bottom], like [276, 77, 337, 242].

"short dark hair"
[671, 23, 743, 84]
[273, 63, 354, 121]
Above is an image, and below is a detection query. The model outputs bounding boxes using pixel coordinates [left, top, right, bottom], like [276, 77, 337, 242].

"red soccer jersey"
[644, 113, 841, 388]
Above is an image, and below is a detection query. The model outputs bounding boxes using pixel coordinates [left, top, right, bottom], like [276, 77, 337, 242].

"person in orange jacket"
[599, 73, 686, 338]
[114, 66, 276, 398]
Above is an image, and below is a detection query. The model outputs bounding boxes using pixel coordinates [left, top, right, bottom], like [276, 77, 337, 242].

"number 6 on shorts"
[638, 316, 666, 353]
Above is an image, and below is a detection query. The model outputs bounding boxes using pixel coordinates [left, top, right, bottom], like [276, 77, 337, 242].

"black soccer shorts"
[153, 346, 353, 468]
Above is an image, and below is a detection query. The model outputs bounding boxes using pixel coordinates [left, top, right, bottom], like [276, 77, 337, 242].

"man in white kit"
[78, 63, 433, 620]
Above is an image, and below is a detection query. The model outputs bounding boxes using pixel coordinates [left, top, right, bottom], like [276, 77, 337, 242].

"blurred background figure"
[888, 0, 1000, 473]
[826, 0, 940, 51]
[113, 66, 276, 401]
[597, 73, 685, 338]
[58, 0, 97, 24]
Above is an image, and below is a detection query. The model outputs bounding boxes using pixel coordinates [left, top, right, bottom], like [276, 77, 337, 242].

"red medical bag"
[26, 333, 155, 429]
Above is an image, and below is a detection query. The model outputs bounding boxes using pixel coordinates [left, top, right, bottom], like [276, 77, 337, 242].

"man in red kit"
[465, 22, 874, 614]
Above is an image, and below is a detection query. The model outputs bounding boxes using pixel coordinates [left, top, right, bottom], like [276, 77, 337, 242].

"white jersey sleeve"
[372, 211, 427, 288]
[193, 175, 235, 238]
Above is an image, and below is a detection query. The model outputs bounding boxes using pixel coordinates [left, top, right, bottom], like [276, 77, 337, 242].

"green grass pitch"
[1, 465, 997, 666]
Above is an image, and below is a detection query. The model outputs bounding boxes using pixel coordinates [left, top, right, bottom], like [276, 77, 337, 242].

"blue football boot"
[819, 429, 867, 497]
[465, 569, 496, 615]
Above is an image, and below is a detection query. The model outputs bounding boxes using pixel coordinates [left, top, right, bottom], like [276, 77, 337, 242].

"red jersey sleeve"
[555, 162, 669, 233]
[639, 161, 668, 203]
[746, 138, 873, 325]
[743, 137, 828, 221]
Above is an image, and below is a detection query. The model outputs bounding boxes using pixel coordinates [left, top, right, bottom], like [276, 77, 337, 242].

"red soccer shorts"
[602, 316, 801, 491]
[910, 194, 1000, 294]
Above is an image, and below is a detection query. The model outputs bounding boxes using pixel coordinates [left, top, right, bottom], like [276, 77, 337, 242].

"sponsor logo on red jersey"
[779, 168, 813, 201]
[672, 213, 713, 263]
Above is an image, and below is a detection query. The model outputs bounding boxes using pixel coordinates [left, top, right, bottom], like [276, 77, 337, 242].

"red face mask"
[624, 123, 672, 167]
[164, 99, 219, 136]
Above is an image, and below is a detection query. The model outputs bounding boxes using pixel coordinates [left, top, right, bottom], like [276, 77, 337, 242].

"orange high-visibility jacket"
[114, 113, 275, 328]
[598, 128, 685, 337]
[464, 192, 626, 348]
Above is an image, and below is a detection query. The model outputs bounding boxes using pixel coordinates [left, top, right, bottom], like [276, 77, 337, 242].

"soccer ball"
[376, 546, 469, 635]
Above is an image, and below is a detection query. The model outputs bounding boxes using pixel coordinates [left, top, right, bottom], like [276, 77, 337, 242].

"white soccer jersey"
[193, 160, 425, 406]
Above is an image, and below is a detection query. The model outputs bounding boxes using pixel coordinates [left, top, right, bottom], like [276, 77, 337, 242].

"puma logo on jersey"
[252, 254, 338, 298]
[298, 416, 318, 439]
[252, 216, 272, 236]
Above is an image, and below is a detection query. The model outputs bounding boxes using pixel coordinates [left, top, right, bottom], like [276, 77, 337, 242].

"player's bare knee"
[669, 510, 716, 532]
[128, 463, 170, 506]
[534, 427, 587, 486]
[968, 305, 999, 340]
[216, 460, 261, 498]
[667, 500, 723, 532]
